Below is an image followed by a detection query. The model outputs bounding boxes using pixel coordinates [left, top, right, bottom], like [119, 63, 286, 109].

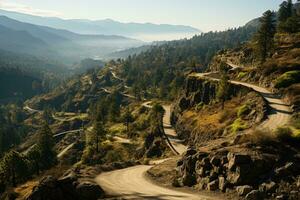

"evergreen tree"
[278, 0, 293, 23]
[122, 108, 134, 134]
[0, 151, 28, 187]
[37, 123, 56, 169]
[256, 10, 276, 62]
[93, 121, 106, 152]
[26, 145, 41, 175]
[217, 65, 230, 110]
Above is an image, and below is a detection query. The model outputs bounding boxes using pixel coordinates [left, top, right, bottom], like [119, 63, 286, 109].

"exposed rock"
[236, 185, 253, 196]
[227, 153, 251, 170]
[218, 176, 227, 192]
[26, 175, 104, 200]
[245, 190, 264, 200]
[275, 162, 298, 177]
[259, 181, 277, 193]
[207, 180, 219, 191]
[210, 156, 221, 166]
[76, 182, 104, 200]
[275, 194, 288, 200]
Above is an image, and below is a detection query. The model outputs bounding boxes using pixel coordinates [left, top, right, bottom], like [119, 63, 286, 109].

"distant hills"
[0, 15, 144, 63]
[0, 9, 201, 41]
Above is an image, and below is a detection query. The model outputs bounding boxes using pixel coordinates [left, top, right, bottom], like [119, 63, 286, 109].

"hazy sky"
[0, 0, 286, 31]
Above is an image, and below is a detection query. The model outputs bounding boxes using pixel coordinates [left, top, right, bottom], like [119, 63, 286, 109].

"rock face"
[26, 174, 104, 200]
[175, 146, 300, 199]
[171, 76, 267, 144]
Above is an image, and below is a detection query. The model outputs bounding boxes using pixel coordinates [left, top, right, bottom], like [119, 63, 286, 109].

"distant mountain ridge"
[0, 9, 201, 41]
[0, 15, 144, 62]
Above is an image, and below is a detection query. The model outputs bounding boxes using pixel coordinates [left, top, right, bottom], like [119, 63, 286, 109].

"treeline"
[0, 68, 43, 101]
[0, 104, 27, 155]
[0, 123, 56, 192]
[255, 0, 300, 62]
[117, 26, 257, 100]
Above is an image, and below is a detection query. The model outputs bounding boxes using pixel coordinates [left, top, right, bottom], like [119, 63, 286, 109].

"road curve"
[95, 105, 197, 199]
[192, 73, 292, 131]
[95, 165, 216, 200]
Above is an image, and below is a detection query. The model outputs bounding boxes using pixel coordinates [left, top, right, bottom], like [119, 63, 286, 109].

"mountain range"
[0, 15, 144, 63]
[0, 9, 201, 41]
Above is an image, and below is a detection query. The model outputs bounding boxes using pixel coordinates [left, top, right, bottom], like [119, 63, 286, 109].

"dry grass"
[14, 181, 38, 200]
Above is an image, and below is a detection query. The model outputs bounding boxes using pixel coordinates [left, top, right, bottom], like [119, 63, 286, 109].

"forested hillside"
[117, 26, 257, 99]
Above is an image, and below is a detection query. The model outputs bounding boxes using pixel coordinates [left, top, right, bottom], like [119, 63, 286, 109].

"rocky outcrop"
[174, 146, 300, 199]
[171, 76, 267, 144]
[26, 172, 104, 200]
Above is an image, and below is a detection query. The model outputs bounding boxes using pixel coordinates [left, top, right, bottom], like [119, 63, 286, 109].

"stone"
[207, 180, 219, 191]
[182, 172, 196, 187]
[275, 162, 297, 177]
[221, 156, 228, 165]
[200, 157, 212, 170]
[245, 190, 263, 200]
[259, 182, 277, 193]
[210, 156, 221, 166]
[227, 153, 252, 170]
[198, 177, 210, 190]
[236, 185, 253, 196]
[76, 182, 105, 200]
[275, 194, 288, 200]
[218, 176, 227, 192]
[227, 164, 252, 185]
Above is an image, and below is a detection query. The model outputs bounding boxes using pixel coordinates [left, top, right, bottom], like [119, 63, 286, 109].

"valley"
[0, 1, 300, 200]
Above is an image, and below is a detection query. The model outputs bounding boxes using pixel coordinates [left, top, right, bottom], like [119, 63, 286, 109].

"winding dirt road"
[96, 68, 293, 199]
[192, 73, 292, 131]
[95, 105, 208, 200]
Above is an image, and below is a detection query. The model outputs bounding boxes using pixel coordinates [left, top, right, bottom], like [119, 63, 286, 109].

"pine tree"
[93, 121, 106, 152]
[278, 0, 293, 23]
[217, 65, 230, 110]
[122, 108, 134, 135]
[0, 151, 28, 187]
[256, 10, 276, 62]
[37, 123, 56, 169]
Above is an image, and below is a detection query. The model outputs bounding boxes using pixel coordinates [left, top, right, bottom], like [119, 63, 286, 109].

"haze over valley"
[0, 1, 300, 200]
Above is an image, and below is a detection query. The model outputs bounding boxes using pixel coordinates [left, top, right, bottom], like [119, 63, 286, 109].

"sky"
[0, 0, 286, 32]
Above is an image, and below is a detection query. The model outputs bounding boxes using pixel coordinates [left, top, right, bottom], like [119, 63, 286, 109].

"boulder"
[198, 177, 210, 190]
[275, 162, 297, 177]
[245, 190, 264, 200]
[236, 185, 253, 196]
[76, 182, 104, 200]
[227, 153, 252, 170]
[258, 182, 277, 193]
[218, 176, 227, 192]
[210, 156, 221, 167]
[207, 180, 219, 191]
[26, 175, 104, 200]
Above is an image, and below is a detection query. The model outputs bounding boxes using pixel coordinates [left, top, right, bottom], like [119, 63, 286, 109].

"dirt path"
[192, 73, 292, 131]
[95, 104, 196, 199]
[95, 165, 217, 200]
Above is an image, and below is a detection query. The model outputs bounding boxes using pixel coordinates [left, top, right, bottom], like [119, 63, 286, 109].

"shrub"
[237, 72, 247, 79]
[237, 104, 251, 118]
[276, 127, 293, 141]
[274, 71, 300, 88]
[104, 150, 123, 163]
[231, 118, 248, 133]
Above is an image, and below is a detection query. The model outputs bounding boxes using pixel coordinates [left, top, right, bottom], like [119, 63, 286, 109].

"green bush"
[231, 118, 248, 133]
[276, 127, 293, 141]
[237, 104, 251, 118]
[274, 71, 300, 88]
[237, 72, 247, 79]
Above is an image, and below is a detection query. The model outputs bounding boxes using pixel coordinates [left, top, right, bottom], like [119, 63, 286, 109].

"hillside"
[1, 1, 300, 200]
[0, 16, 144, 62]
